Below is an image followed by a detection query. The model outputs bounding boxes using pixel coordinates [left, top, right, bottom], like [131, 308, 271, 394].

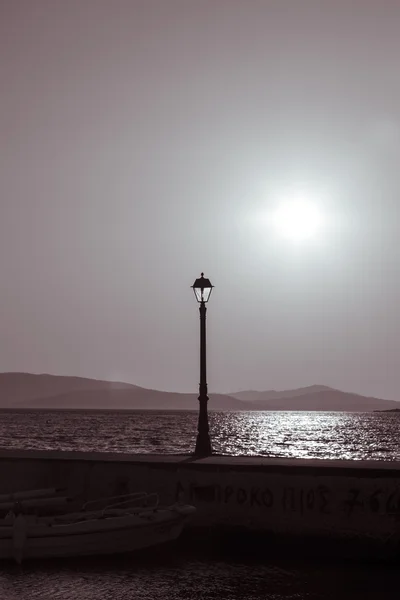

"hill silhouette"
[230, 385, 334, 402]
[231, 386, 400, 411]
[250, 390, 398, 411]
[0, 373, 398, 412]
[0, 372, 135, 406]
[0, 372, 246, 410]
[19, 388, 247, 411]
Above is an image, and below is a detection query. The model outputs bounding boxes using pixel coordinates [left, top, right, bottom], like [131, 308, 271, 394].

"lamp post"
[192, 273, 213, 458]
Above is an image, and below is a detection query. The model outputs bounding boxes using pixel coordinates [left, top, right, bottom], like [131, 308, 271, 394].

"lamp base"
[194, 433, 212, 458]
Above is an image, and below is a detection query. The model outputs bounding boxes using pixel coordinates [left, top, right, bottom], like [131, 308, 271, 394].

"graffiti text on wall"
[176, 482, 400, 516]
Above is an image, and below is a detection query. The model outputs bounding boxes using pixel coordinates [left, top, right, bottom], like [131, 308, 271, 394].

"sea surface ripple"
[0, 410, 398, 460]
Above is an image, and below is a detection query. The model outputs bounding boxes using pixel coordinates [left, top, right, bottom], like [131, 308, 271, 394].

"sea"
[0, 409, 399, 460]
[1, 410, 400, 599]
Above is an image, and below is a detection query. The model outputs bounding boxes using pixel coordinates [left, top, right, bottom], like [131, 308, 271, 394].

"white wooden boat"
[0, 490, 195, 563]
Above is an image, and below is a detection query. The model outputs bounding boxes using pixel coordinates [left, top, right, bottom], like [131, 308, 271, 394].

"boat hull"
[0, 509, 191, 561]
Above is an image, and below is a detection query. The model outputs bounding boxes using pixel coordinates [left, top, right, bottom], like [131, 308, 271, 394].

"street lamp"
[192, 273, 213, 457]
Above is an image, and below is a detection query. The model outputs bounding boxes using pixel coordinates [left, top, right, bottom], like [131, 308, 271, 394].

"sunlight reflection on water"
[211, 411, 399, 460]
[0, 410, 399, 460]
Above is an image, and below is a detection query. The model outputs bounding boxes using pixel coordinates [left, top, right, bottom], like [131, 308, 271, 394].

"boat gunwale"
[0, 509, 189, 539]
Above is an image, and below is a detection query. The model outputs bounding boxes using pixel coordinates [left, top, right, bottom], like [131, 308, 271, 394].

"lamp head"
[192, 273, 213, 303]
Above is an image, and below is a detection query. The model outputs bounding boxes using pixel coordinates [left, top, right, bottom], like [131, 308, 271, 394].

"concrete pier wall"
[0, 450, 399, 546]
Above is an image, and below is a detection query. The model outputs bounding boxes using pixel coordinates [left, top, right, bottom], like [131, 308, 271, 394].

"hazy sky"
[1, 0, 400, 399]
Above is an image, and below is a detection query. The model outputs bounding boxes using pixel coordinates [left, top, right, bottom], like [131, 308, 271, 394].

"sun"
[272, 198, 324, 241]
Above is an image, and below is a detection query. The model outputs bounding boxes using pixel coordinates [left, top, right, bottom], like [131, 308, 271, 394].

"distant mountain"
[249, 390, 400, 412]
[0, 372, 136, 407]
[0, 373, 398, 412]
[20, 388, 247, 411]
[0, 372, 246, 411]
[230, 385, 334, 402]
[231, 385, 399, 411]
